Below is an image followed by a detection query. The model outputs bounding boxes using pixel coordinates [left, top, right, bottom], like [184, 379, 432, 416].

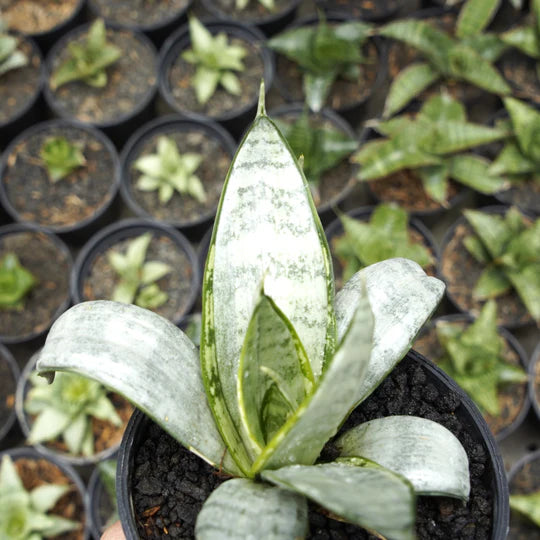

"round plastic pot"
[88, 460, 118, 540]
[0, 446, 91, 539]
[314, 0, 401, 22]
[529, 342, 540, 426]
[119, 115, 236, 238]
[43, 23, 158, 147]
[115, 349, 509, 540]
[200, 0, 302, 36]
[70, 218, 200, 327]
[0, 119, 121, 244]
[158, 20, 275, 140]
[0, 342, 20, 445]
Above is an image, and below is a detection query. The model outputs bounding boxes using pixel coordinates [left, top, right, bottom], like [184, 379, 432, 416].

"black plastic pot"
[119, 115, 236, 239]
[71, 219, 200, 327]
[314, 0, 402, 22]
[0, 343, 20, 445]
[0, 446, 91, 539]
[44, 23, 158, 147]
[88, 459, 118, 540]
[529, 342, 540, 426]
[116, 350, 509, 540]
[158, 20, 275, 140]
[0, 119, 121, 244]
[200, 0, 302, 36]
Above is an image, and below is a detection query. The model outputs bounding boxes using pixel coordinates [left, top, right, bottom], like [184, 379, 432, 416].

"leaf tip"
[257, 80, 266, 117]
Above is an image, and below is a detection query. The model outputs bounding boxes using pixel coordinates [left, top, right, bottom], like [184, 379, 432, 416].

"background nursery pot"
[529, 342, 540, 426]
[0, 119, 121, 243]
[119, 115, 236, 238]
[71, 219, 200, 326]
[87, 460, 118, 540]
[0, 342, 19, 446]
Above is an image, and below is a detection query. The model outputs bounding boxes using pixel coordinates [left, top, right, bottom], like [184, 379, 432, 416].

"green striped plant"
[0, 253, 37, 310]
[36, 84, 470, 540]
[379, 0, 510, 118]
[353, 93, 510, 204]
[0, 27, 28, 77]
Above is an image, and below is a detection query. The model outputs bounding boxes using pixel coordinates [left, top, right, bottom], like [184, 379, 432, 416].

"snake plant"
[0, 28, 28, 77]
[0, 253, 37, 310]
[353, 93, 509, 204]
[40, 136, 86, 183]
[37, 84, 469, 540]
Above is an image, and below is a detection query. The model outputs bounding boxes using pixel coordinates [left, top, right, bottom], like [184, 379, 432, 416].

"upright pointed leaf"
[456, 0, 500, 38]
[447, 154, 508, 194]
[490, 141, 536, 175]
[504, 97, 540, 163]
[501, 26, 540, 58]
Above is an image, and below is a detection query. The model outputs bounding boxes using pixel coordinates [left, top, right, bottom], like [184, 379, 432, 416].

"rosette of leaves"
[108, 232, 172, 309]
[181, 16, 247, 105]
[0, 454, 79, 539]
[236, 0, 275, 9]
[133, 135, 206, 204]
[333, 204, 434, 283]
[353, 92, 510, 204]
[24, 370, 122, 456]
[267, 17, 373, 112]
[434, 300, 527, 415]
[378, 0, 510, 118]
[0, 253, 37, 310]
[37, 85, 470, 540]
[50, 19, 122, 90]
[463, 206, 540, 325]
[39, 136, 86, 183]
[272, 109, 358, 205]
[0, 27, 28, 77]
[510, 490, 540, 528]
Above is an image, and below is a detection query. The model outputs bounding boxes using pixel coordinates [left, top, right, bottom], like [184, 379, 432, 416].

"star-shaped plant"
[133, 136, 206, 204]
[0, 253, 37, 310]
[181, 16, 247, 105]
[37, 85, 469, 540]
[0, 454, 79, 539]
[40, 136, 86, 183]
[0, 27, 28, 77]
[108, 232, 172, 309]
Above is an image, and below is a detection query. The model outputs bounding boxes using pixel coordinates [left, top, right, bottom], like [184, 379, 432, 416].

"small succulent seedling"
[0, 26, 28, 77]
[434, 300, 527, 415]
[510, 490, 540, 528]
[181, 16, 247, 105]
[379, 0, 510, 117]
[353, 92, 509, 204]
[463, 206, 540, 325]
[24, 370, 122, 456]
[268, 17, 373, 112]
[333, 204, 434, 283]
[108, 232, 172, 309]
[39, 136, 86, 183]
[37, 85, 470, 540]
[0, 253, 37, 310]
[0, 454, 79, 539]
[236, 0, 275, 9]
[133, 135, 206, 204]
[50, 19, 122, 90]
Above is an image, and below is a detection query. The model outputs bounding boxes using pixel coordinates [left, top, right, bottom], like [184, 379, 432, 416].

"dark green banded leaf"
[490, 141, 537, 175]
[447, 154, 508, 194]
[456, 0, 500, 38]
[501, 25, 540, 58]
[504, 97, 540, 163]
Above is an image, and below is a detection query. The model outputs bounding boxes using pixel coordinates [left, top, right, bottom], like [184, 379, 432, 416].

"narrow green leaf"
[490, 141, 537, 175]
[461, 33, 508, 62]
[456, 0, 500, 38]
[447, 154, 508, 194]
[30, 484, 70, 514]
[418, 93, 467, 123]
[473, 266, 512, 298]
[510, 491, 540, 527]
[501, 25, 540, 58]
[506, 264, 540, 323]
[464, 209, 517, 258]
[463, 235, 491, 263]
[418, 163, 450, 204]
[304, 71, 336, 112]
[504, 97, 540, 163]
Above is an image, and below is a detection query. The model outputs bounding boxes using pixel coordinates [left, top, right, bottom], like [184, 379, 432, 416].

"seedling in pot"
[39, 136, 86, 183]
[181, 15, 247, 105]
[0, 253, 37, 310]
[132, 135, 206, 204]
[353, 92, 509, 205]
[0, 454, 79, 539]
[510, 490, 540, 528]
[0, 26, 28, 77]
[268, 16, 374, 112]
[108, 232, 172, 309]
[37, 84, 470, 540]
[50, 19, 122, 90]
[236, 0, 275, 9]
[463, 206, 540, 325]
[332, 204, 434, 283]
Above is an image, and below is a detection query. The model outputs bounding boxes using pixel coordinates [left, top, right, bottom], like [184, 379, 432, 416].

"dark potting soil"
[500, 52, 540, 107]
[132, 356, 494, 539]
[127, 129, 231, 226]
[2, 125, 116, 229]
[0, 36, 41, 124]
[0, 353, 16, 433]
[48, 28, 156, 125]
[205, 0, 292, 20]
[0, 231, 70, 340]
[167, 38, 264, 118]
[0, 0, 78, 34]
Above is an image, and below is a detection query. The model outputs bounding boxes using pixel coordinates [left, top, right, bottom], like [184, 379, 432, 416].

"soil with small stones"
[167, 38, 264, 118]
[500, 51, 540, 107]
[414, 322, 527, 438]
[0, 231, 70, 340]
[89, 0, 189, 27]
[14, 456, 85, 540]
[441, 221, 533, 327]
[48, 28, 156, 125]
[0, 0, 79, 34]
[131, 354, 495, 539]
[126, 128, 231, 226]
[82, 233, 194, 323]
[0, 353, 16, 437]
[2, 125, 116, 229]
[275, 39, 379, 111]
[205, 0, 293, 20]
[0, 36, 41, 124]
[495, 179, 540, 215]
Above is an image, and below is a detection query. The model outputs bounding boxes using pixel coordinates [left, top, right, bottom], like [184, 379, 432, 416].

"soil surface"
[205, 0, 293, 20]
[0, 0, 79, 34]
[2, 125, 116, 229]
[0, 231, 71, 340]
[500, 52, 540, 107]
[0, 353, 16, 437]
[48, 28, 156, 125]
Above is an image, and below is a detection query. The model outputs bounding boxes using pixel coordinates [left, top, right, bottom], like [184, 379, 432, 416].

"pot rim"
[0, 342, 20, 442]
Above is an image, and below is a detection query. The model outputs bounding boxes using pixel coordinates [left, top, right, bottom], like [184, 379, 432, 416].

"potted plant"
[0, 342, 19, 446]
[120, 115, 235, 237]
[0, 119, 120, 243]
[37, 85, 508, 539]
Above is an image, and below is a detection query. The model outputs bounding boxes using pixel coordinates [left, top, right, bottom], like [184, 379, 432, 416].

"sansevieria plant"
[36, 84, 470, 540]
